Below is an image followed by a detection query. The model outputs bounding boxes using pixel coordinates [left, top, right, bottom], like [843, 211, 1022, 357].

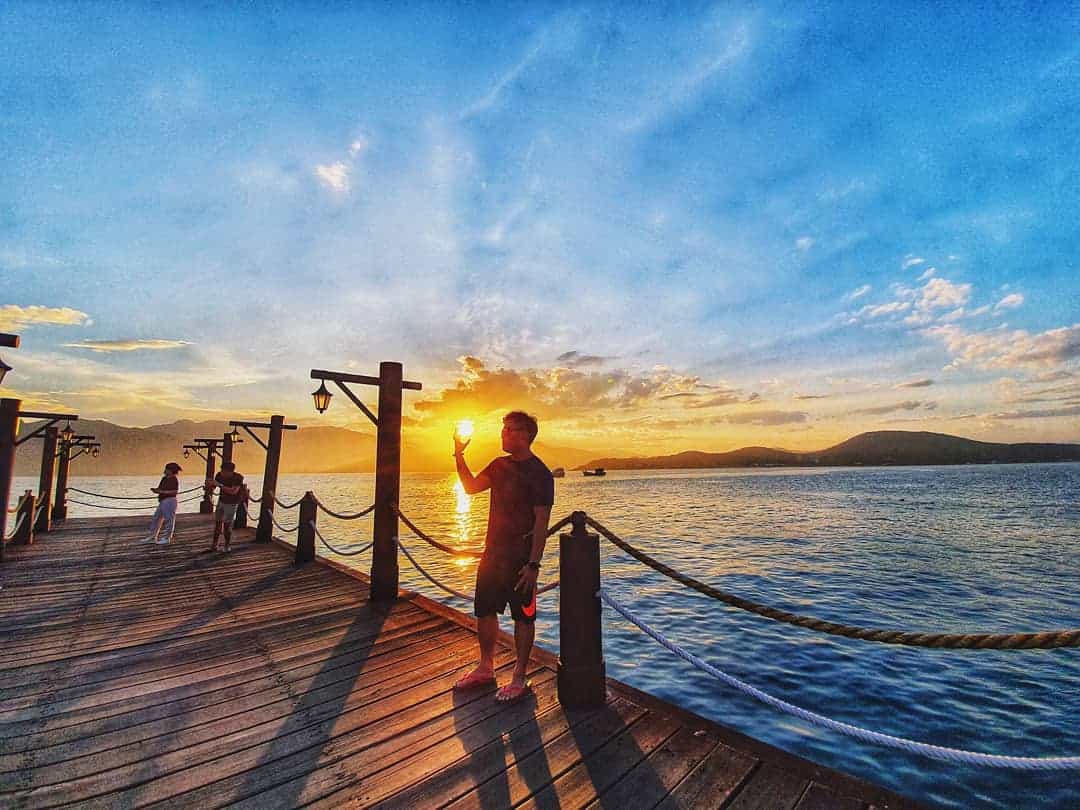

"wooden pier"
[0, 514, 922, 809]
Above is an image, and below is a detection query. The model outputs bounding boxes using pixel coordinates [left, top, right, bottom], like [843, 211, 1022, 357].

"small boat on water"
[582, 468, 606, 477]
[552, 467, 566, 478]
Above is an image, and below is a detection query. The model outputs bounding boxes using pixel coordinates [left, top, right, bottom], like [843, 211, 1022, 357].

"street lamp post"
[309, 362, 422, 601]
[52, 434, 97, 523]
[229, 417, 298, 541]
[0, 402, 77, 561]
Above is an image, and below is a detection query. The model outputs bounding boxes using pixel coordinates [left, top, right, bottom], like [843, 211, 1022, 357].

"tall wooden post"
[222, 432, 235, 465]
[200, 441, 217, 514]
[0, 398, 20, 562]
[255, 415, 285, 544]
[296, 492, 317, 564]
[34, 426, 58, 534]
[12, 489, 35, 546]
[371, 361, 403, 601]
[558, 511, 606, 708]
[52, 440, 71, 522]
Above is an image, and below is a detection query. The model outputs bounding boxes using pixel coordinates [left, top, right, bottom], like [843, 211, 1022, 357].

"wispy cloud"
[851, 399, 929, 416]
[902, 257, 925, 269]
[995, 292, 1024, 311]
[556, 350, 614, 368]
[314, 162, 350, 193]
[844, 284, 871, 302]
[0, 305, 90, 332]
[717, 409, 807, 426]
[63, 339, 193, 353]
[896, 378, 934, 388]
[460, 29, 550, 120]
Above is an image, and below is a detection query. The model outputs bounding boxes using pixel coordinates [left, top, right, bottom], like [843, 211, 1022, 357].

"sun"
[456, 420, 474, 440]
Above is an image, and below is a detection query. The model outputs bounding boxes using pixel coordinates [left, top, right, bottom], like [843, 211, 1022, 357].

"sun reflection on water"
[452, 478, 473, 546]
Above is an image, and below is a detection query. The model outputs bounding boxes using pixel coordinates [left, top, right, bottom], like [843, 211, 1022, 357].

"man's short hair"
[504, 411, 538, 444]
[222, 461, 236, 472]
[165, 462, 182, 473]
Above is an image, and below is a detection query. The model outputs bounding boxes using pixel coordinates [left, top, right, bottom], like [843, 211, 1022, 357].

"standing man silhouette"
[452, 411, 554, 702]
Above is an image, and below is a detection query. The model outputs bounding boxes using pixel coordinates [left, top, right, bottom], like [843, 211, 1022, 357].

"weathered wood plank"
[0, 514, 923, 810]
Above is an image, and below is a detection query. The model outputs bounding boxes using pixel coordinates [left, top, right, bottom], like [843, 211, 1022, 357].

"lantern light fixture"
[312, 380, 332, 413]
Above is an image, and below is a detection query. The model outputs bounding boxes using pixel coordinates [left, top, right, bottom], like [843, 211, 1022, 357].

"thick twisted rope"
[397, 536, 474, 600]
[66, 485, 203, 500]
[397, 536, 558, 600]
[274, 495, 304, 510]
[247, 493, 262, 503]
[270, 513, 299, 534]
[585, 515, 1080, 650]
[394, 507, 575, 559]
[310, 521, 374, 557]
[66, 493, 203, 511]
[600, 589, 1080, 770]
[393, 507, 484, 557]
[3, 512, 27, 541]
[314, 497, 375, 521]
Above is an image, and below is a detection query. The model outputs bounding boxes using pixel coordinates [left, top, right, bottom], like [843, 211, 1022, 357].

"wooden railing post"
[296, 492, 317, 564]
[35, 426, 57, 534]
[200, 441, 216, 515]
[13, 489, 35, 546]
[255, 415, 285, 544]
[371, 361, 403, 601]
[558, 510, 606, 708]
[0, 397, 19, 561]
[222, 432, 234, 466]
[52, 440, 71, 522]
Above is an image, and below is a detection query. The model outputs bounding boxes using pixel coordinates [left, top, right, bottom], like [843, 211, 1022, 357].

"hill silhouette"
[579, 431, 1080, 470]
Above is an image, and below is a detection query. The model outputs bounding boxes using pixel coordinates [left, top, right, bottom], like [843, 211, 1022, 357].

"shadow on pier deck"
[0, 514, 923, 809]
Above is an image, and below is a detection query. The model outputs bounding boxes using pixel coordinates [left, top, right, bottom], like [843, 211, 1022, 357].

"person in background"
[208, 460, 244, 552]
[142, 461, 181, 545]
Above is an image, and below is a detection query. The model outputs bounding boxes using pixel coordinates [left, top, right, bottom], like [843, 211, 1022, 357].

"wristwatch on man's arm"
[525, 560, 540, 571]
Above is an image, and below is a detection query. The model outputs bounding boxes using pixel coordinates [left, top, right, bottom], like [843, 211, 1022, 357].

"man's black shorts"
[474, 556, 536, 624]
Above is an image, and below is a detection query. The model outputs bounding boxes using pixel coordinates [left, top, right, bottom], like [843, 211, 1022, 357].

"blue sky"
[2, 2, 1078, 453]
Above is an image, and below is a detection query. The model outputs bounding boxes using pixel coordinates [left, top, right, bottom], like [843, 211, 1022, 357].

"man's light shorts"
[215, 502, 240, 522]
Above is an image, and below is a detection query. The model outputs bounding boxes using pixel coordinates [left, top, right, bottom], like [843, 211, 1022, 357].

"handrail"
[585, 514, 1080, 650]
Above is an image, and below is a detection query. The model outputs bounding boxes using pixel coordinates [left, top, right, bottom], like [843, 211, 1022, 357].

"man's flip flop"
[453, 670, 496, 690]
[495, 680, 532, 703]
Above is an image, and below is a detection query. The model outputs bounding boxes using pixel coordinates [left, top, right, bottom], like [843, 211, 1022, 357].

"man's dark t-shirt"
[157, 475, 179, 502]
[480, 455, 554, 563]
[215, 472, 245, 504]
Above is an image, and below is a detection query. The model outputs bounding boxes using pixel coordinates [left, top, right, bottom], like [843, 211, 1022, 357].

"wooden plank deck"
[0, 514, 924, 809]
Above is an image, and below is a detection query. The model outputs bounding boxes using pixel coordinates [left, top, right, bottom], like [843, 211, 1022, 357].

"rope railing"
[313, 497, 375, 521]
[311, 521, 374, 557]
[394, 506, 575, 559]
[600, 588, 1080, 771]
[397, 536, 475, 600]
[66, 493, 204, 511]
[585, 514, 1080, 651]
[274, 495, 305, 510]
[393, 506, 483, 557]
[66, 485, 203, 500]
[3, 512, 27, 542]
[270, 513, 299, 534]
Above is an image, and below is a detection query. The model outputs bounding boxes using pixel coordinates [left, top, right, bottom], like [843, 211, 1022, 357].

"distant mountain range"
[578, 431, 1080, 470]
[12, 418, 597, 476]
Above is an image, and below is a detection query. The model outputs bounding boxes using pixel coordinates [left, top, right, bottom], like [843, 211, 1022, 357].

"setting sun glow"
[456, 420, 474, 440]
